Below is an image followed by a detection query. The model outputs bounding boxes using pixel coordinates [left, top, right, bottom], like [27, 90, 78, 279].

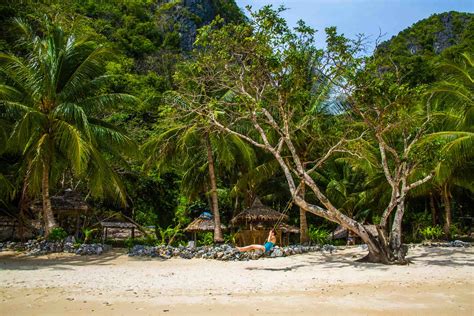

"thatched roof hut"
[100, 221, 137, 229]
[230, 198, 288, 226]
[29, 189, 90, 237]
[30, 189, 89, 215]
[184, 217, 227, 233]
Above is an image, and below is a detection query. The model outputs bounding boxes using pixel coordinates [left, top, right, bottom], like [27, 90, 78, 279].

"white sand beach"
[0, 246, 473, 315]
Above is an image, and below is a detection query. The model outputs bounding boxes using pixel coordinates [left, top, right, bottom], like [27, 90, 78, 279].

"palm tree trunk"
[442, 183, 451, 238]
[429, 192, 437, 226]
[42, 163, 57, 237]
[205, 134, 223, 243]
[299, 182, 309, 244]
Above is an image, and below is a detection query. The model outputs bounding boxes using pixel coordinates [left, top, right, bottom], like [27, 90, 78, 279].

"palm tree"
[0, 18, 137, 236]
[0, 124, 15, 204]
[143, 98, 256, 243]
[423, 52, 474, 235]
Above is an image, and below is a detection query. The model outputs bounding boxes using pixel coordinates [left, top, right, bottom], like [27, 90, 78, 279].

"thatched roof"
[100, 221, 137, 229]
[184, 217, 227, 232]
[30, 189, 89, 214]
[277, 223, 299, 234]
[331, 225, 378, 239]
[231, 198, 288, 225]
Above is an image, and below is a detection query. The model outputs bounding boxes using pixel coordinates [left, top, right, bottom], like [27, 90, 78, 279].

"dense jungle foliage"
[0, 1, 472, 254]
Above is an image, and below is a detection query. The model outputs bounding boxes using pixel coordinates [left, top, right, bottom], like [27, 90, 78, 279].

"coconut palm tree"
[0, 18, 137, 236]
[422, 52, 474, 235]
[0, 124, 15, 204]
[143, 95, 256, 243]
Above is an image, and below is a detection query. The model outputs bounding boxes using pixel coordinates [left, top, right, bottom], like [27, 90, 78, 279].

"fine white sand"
[0, 246, 473, 315]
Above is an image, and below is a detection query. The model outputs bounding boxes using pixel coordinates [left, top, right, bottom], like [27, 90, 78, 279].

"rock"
[359, 244, 368, 250]
[271, 248, 284, 257]
[250, 250, 263, 260]
[451, 240, 470, 247]
[75, 243, 110, 256]
[323, 244, 336, 253]
[64, 236, 76, 243]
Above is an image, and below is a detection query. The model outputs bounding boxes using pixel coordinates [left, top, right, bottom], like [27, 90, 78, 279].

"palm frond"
[60, 45, 116, 100]
[53, 102, 91, 138]
[52, 120, 90, 174]
[8, 110, 47, 152]
[88, 118, 138, 158]
[77, 93, 138, 113]
[85, 146, 127, 206]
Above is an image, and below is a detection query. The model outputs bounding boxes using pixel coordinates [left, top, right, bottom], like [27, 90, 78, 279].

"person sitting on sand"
[236, 229, 276, 253]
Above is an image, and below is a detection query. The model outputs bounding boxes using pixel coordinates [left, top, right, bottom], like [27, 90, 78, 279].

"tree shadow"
[245, 264, 308, 271]
[0, 249, 126, 270]
[244, 247, 474, 271]
[246, 250, 392, 271]
[405, 247, 474, 267]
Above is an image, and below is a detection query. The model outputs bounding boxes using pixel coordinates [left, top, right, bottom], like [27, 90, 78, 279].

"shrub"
[409, 212, 432, 242]
[419, 226, 444, 241]
[308, 226, 330, 245]
[199, 232, 214, 246]
[224, 233, 237, 245]
[82, 228, 98, 244]
[449, 224, 461, 239]
[47, 227, 68, 241]
[157, 225, 184, 246]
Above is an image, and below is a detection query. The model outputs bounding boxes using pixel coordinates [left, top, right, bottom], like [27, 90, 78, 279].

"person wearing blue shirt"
[236, 229, 276, 253]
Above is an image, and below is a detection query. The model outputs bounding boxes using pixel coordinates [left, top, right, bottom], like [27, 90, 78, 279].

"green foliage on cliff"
[375, 11, 473, 86]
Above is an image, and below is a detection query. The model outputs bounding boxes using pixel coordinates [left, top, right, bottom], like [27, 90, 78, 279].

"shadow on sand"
[244, 246, 474, 272]
[0, 249, 128, 270]
[1, 246, 472, 272]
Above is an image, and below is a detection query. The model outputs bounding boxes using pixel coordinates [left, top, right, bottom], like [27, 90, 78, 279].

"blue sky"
[235, 0, 473, 51]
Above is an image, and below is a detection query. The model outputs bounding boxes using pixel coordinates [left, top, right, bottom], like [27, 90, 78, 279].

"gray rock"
[451, 240, 470, 247]
[323, 244, 336, 253]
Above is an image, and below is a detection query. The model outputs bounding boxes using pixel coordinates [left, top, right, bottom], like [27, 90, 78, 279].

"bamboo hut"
[30, 189, 90, 237]
[230, 198, 297, 246]
[184, 213, 227, 242]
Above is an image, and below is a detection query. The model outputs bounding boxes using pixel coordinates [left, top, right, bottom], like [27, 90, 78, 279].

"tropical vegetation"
[0, 1, 472, 264]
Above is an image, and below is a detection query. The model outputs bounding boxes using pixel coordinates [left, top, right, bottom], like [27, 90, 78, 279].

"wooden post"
[75, 213, 80, 239]
[131, 227, 135, 239]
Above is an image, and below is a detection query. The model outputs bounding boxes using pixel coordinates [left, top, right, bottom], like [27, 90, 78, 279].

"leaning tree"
[0, 18, 137, 236]
[171, 7, 437, 264]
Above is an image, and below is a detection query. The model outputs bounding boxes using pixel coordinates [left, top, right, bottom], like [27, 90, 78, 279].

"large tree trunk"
[205, 134, 223, 243]
[360, 231, 392, 264]
[299, 182, 309, 244]
[388, 199, 409, 263]
[42, 163, 57, 237]
[442, 184, 451, 238]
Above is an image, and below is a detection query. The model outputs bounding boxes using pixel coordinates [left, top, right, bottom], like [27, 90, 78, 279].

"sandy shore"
[0, 246, 473, 315]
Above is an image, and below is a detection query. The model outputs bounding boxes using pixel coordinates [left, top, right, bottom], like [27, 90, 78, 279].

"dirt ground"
[0, 246, 473, 315]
